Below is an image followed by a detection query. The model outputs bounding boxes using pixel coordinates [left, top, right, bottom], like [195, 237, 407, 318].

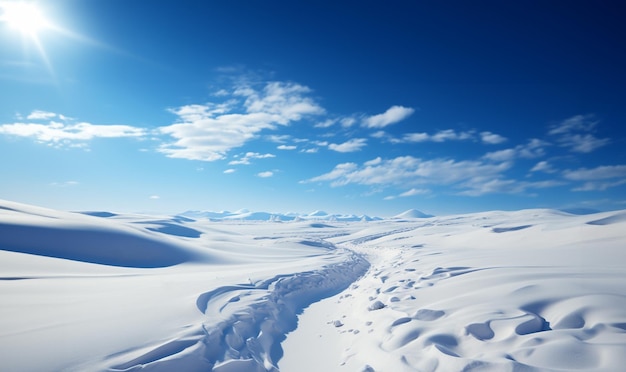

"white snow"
[1, 199, 625, 371]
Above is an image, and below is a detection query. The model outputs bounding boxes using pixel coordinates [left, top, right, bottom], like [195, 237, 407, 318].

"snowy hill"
[392, 208, 433, 219]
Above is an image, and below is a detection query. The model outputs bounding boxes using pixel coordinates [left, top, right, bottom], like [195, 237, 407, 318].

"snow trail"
[108, 249, 369, 371]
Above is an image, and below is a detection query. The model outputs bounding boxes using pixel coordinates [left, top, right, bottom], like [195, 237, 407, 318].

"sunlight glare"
[1, 2, 50, 36]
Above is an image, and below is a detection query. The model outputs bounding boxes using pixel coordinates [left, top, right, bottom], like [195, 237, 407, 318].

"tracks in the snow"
[109, 248, 369, 371]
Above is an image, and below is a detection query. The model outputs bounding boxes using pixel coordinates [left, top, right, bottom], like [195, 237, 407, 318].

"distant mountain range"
[179, 208, 433, 222]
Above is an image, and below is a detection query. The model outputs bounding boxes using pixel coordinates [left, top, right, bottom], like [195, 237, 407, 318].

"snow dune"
[1, 199, 625, 371]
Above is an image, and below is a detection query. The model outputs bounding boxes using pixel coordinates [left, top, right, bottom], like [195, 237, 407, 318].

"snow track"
[109, 249, 369, 371]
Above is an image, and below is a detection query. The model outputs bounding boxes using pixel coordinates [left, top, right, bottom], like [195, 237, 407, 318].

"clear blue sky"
[1, 0, 625, 216]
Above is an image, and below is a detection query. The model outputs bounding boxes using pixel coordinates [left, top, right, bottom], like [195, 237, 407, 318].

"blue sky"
[1, 0, 625, 216]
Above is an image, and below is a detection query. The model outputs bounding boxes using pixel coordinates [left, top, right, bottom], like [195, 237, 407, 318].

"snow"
[180, 208, 382, 222]
[392, 209, 433, 219]
[1, 199, 625, 371]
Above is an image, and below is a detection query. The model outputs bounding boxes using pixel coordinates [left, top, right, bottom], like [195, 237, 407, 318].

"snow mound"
[393, 208, 433, 219]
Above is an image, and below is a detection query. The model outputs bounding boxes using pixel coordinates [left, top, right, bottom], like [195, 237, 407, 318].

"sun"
[0, 2, 50, 37]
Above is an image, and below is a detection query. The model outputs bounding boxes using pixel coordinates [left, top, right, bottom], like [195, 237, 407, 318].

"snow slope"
[281, 209, 626, 371]
[1, 199, 625, 371]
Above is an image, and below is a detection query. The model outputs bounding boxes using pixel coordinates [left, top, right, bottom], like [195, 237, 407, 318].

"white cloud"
[480, 131, 507, 144]
[236, 81, 325, 120]
[562, 134, 609, 153]
[399, 188, 430, 197]
[431, 129, 473, 142]
[314, 119, 336, 128]
[214, 89, 229, 97]
[314, 116, 358, 128]
[305, 153, 562, 196]
[328, 138, 367, 152]
[400, 132, 429, 143]
[362, 105, 415, 128]
[364, 157, 382, 166]
[277, 145, 296, 150]
[548, 114, 597, 135]
[257, 171, 274, 178]
[0, 118, 146, 146]
[50, 180, 78, 187]
[340, 117, 357, 127]
[399, 129, 474, 143]
[573, 179, 626, 192]
[458, 179, 564, 196]
[530, 161, 557, 173]
[229, 152, 275, 165]
[563, 165, 626, 181]
[27, 110, 57, 120]
[304, 162, 358, 183]
[149, 195, 160, 199]
[266, 134, 292, 143]
[548, 115, 609, 153]
[301, 148, 318, 153]
[483, 139, 548, 162]
[223, 168, 236, 174]
[483, 148, 517, 162]
[158, 81, 325, 161]
[304, 156, 512, 193]
[563, 165, 626, 192]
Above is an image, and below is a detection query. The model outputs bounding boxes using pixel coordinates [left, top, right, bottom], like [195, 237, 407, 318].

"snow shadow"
[143, 222, 203, 238]
[586, 211, 626, 226]
[492, 225, 532, 233]
[0, 223, 197, 268]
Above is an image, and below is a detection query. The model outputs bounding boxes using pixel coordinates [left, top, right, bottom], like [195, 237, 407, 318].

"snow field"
[1, 199, 625, 371]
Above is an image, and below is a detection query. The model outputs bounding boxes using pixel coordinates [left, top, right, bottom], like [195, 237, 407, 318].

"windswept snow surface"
[1, 200, 625, 371]
[281, 209, 626, 372]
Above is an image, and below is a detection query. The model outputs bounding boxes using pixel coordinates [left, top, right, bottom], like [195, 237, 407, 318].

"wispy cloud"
[229, 152, 275, 165]
[277, 145, 296, 150]
[480, 131, 507, 144]
[530, 161, 557, 173]
[458, 179, 564, 196]
[362, 105, 414, 128]
[399, 188, 430, 197]
[257, 171, 274, 178]
[548, 115, 609, 153]
[50, 180, 79, 187]
[397, 129, 474, 143]
[572, 179, 626, 192]
[383, 129, 506, 145]
[0, 111, 146, 147]
[563, 164, 626, 191]
[328, 138, 367, 152]
[158, 81, 325, 161]
[304, 156, 512, 192]
[27, 110, 57, 120]
[483, 139, 548, 162]
[314, 119, 336, 128]
[223, 168, 236, 174]
[563, 165, 626, 181]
